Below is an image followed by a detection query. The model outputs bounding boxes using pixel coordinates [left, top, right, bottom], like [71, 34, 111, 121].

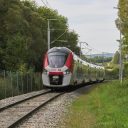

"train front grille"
[49, 75, 63, 85]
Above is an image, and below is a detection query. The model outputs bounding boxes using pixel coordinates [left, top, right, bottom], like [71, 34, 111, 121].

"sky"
[35, 0, 119, 54]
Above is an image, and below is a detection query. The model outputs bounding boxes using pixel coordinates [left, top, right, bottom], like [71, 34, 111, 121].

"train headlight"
[64, 69, 70, 75]
[43, 69, 48, 74]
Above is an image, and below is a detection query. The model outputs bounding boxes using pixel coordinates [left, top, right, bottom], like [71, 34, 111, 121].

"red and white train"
[42, 47, 105, 88]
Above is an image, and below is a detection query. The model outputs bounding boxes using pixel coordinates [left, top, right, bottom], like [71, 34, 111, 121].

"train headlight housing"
[64, 69, 70, 75]
[43, 69, 48, 74]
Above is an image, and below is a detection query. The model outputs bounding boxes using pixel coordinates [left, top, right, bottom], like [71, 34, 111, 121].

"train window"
[48, 52, 68, 68]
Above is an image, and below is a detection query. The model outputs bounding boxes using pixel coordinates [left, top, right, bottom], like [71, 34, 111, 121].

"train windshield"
[48, 52, 68, 68]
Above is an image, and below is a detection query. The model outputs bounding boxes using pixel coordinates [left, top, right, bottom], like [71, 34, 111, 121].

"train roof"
[48, 47, 72, 54]
[73, 53, 104, 70]
[48, 47, 104, 70]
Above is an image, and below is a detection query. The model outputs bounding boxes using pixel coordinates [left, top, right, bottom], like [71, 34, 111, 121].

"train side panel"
[42, 47, 105, 88]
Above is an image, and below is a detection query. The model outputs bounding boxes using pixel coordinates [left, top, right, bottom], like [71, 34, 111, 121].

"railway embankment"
[0, 83, 94, 128]
[61, 80, 128, 128]
[0, 90, 50, 109]
[0, 81, 127, 128]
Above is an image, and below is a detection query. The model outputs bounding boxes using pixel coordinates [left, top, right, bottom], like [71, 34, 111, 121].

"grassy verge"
[62, 80, 128, 128]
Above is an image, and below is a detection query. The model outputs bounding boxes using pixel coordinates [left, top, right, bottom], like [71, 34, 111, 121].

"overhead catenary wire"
[41, 0, 48, 7]
[45, 0, 52, 8]
[81, 42, 111, 55]
[40, 0, 52, 8]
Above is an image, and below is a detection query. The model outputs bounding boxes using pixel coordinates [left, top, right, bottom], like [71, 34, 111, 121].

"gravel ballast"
[0, 85, 93, 128]
[17, 85, 93, 128]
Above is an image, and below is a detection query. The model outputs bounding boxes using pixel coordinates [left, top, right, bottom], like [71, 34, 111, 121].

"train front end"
[42, 47, 73, 88]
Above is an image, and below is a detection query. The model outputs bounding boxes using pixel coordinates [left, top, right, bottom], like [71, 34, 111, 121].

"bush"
[105, 66, 119, 80]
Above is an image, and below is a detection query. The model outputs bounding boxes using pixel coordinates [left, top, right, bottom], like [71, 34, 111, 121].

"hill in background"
[87, 53, 114, 58]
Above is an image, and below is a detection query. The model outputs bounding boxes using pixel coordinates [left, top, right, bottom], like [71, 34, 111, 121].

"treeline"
[0, 0, 80, 72]
[115, 0, 128, 76]
[89, 56, 112, 64]
[117, 0, 128, 57]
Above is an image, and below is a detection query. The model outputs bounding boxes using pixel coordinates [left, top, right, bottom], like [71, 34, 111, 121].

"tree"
[117, 0, 128, 61]
[0, 0, 80, 71]
[111, 51, 120, 64]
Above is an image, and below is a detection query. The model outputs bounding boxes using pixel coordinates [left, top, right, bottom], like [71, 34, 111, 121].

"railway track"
[0, 90, 51, 112]
[0, 90, 65, 128]
[0, 82, 100, 128]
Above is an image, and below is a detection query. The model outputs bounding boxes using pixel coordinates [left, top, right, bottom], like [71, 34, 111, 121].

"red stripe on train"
[65, 52, 74, 72]
[43, 53, 48, 68]
[49, 72, 63, 75]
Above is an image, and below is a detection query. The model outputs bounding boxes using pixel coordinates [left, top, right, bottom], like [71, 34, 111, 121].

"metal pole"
[119, 31, 123, 84]
[48, 20, 50, 50]
[10, 71, 13, 97]
[17, 72, 19, 95]
[79, 42, 87, 58]
[21, 75, 24, 94]
[30, 74, 32, 92]
[4, 70, 6, 99]
[114, 6, 123, 84]
[117, 22, 123, 84]
[27, 73, 28, 93]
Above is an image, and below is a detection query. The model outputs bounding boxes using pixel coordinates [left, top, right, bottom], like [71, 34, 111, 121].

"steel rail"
[0, 90, 51, 112]
[8, 92, 65, 128]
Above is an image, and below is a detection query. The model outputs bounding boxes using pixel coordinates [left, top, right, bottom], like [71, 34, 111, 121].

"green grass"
[62, 80, 128, 128]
